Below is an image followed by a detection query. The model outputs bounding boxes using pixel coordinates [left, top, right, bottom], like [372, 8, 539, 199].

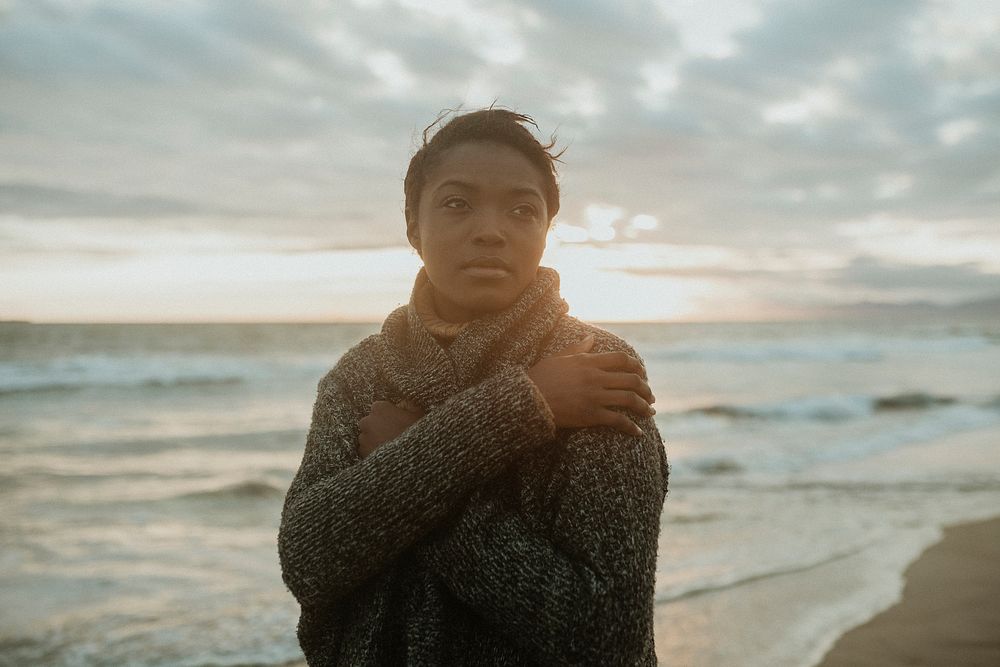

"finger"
[586, 351, 645, 376]
[396, 399, 424, 414]
[372, 401, 416, 420]
[596, 409, 644, 437]
[552, 333, 595, 357]
[600, 389, 655, 417]
[601, 372, 654, 403]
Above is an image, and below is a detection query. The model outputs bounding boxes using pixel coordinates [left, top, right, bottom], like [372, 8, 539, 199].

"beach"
[818, 516, 1000, 667]
[3, 319, 1000, 665]
[651, 421, 1000, 667]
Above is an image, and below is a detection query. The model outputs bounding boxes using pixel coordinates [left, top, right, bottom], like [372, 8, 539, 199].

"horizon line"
[0, 313, 973, 326]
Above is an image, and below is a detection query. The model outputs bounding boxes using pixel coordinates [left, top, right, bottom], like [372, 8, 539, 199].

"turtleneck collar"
[412, 270, 471, 342]
[376, 265, 569, 410]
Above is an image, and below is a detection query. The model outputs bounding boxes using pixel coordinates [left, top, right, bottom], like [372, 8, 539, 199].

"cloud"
[0, 182, 207, 217]
[833, 255, 1000, 296]
[604, 244, 1000, 307]
[1, 0, 998, 319]
[554, 0, 1000, 246]
[4, 0, 994, 235]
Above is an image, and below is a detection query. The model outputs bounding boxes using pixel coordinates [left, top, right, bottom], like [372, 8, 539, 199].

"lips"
[461, 256, 511, 270]
[460, 256, 512, 280]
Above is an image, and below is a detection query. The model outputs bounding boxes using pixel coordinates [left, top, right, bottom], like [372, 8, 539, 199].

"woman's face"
[406, 140, 550, 323]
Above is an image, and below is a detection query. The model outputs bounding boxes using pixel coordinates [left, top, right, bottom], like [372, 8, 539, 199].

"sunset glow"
[1, 0, 997, 323]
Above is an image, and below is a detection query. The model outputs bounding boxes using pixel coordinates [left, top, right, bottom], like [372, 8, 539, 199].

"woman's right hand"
[526, 334, 656, 437]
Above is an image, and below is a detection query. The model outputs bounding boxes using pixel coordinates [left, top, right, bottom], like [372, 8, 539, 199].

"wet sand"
[818, 516, 1000, 666]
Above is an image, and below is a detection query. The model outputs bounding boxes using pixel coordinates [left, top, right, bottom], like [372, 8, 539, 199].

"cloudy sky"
[1, 0, 997, 322]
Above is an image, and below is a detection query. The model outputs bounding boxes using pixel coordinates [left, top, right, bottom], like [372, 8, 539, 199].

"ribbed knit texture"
[412, 270, 470, 341]
[278, 266, 669, 666]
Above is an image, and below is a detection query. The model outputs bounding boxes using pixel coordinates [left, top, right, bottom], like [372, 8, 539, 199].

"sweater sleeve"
[277, 362, 557, 610]
[415, 363, 668, 665]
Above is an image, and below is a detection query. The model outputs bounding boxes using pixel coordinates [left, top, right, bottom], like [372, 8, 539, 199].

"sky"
[1, 0, 998, 322]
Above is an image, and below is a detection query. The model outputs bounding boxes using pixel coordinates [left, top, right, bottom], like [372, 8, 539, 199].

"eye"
[442, 196, 469, 209]
[511, 203, 539, 220]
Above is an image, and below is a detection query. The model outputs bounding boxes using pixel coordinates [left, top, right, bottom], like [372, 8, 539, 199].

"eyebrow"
[434, 179, 544, 200]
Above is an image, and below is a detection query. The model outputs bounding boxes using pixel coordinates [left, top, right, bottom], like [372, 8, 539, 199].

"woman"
[278, 108, 669, 666]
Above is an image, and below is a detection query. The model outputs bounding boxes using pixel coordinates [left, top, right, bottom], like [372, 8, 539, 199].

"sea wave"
[655, 544, 869, 604]
[681, 391, 959, 422]
[810, 405, 1000, 466]
[0, 354, 324, 396]
[688, 458, 745, 475]
[644, 334, 992, 363]
[0, 608, 304, 667]
[672, 403, 1000, 476]
[0, 376, 245, 396]
[176, 479, 286, 501]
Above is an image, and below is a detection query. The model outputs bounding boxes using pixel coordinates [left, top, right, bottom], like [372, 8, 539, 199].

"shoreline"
[817, 516, 1000, 666]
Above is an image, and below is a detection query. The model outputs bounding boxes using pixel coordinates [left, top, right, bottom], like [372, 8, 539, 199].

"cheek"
[416, 226, 462, 274]
[516, 227, 548, 255]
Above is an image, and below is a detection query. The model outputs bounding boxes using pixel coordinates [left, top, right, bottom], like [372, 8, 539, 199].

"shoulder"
[547, 317, 667, 493]
[316, 333, 382, 397]
[546, 316, 644, 360]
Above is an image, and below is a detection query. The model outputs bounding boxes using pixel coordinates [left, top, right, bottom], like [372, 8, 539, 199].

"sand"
[817, 516, 1000, 667]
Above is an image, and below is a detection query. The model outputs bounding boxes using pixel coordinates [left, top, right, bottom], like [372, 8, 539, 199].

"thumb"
[553, 333, 595, 357]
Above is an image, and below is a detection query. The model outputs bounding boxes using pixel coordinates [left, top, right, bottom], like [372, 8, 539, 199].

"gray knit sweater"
[278, 266, 669, 666]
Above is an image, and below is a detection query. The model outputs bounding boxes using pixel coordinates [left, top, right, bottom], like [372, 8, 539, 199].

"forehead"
[423, 141, 546, 196]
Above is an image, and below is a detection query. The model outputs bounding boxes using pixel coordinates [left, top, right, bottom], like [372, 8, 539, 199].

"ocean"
[2, 319, 999, 666]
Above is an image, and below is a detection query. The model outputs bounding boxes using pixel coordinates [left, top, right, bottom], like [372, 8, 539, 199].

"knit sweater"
[278, 266, 669, 666]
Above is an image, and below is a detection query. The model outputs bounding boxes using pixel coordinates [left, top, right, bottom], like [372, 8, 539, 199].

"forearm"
[418, 418, 666, 665]
[278, 365, 558, 608]
[417, 498, 608, 663]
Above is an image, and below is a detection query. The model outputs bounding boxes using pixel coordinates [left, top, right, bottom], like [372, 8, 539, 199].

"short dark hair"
[404, 107, 563, 223]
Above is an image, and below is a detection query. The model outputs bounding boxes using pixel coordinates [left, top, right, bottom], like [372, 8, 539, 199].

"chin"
[463, 289, 518, 316]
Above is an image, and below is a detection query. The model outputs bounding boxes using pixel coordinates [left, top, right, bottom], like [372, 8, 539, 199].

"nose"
[471, 208, 505, 246]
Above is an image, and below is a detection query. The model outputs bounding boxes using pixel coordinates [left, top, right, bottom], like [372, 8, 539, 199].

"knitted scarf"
[376, 265, 569, 411]
[411, 274, 470, 342]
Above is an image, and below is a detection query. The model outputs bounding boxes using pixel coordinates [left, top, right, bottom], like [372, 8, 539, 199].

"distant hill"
[813, 294, 1000, 321]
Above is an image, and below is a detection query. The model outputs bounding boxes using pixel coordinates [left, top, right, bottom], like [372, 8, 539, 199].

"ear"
[405, 207, 422, 255]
